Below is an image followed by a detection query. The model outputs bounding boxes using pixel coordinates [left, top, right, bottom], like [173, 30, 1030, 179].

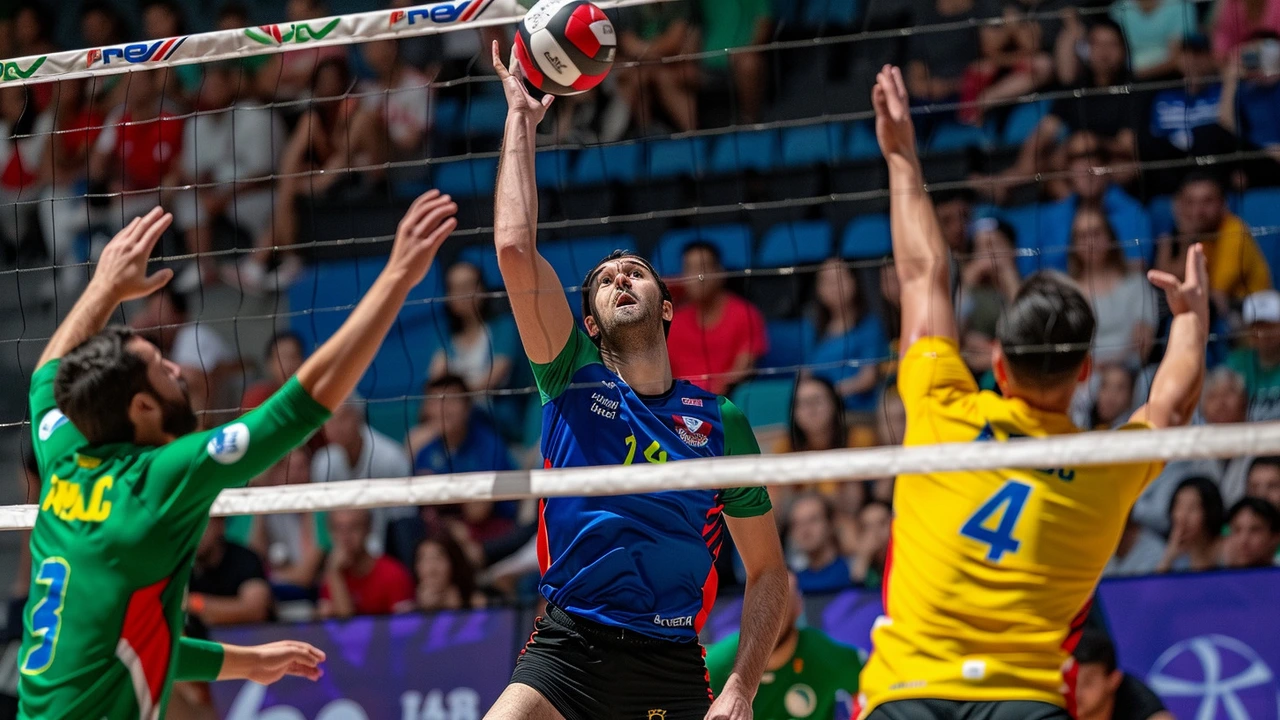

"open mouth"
[616, 293, 637, 308]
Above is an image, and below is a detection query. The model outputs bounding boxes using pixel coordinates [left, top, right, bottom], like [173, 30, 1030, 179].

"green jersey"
[1226, 348, 1280, 421]
[707, 627, 863, 720]
[18, 360, 330, 720]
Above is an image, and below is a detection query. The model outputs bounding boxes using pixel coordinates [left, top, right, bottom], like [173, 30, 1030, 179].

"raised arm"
[491, 41, 575, 364]
[1131, 244, 1210, 429]
[873, 66, 957, 348]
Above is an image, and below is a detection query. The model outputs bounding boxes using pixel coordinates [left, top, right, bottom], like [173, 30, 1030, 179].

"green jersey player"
[19, 191, 459, 719]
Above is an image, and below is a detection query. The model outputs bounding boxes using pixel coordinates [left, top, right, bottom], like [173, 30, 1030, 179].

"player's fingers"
[542, 94, 555, 110]
[136, 212, 173, 254]
[412, 199, 457, 236]
[491, 40, 509, 78]
[142, 268, 174, 292]
[1146, 269, 1179, 292]
[1189, 242, 1208, 282]
[423, 217, 459, 249]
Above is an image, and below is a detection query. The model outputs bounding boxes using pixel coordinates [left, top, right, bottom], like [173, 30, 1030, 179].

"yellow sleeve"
[1113, 421, 1166, 495]
[897, 337, 979, 413]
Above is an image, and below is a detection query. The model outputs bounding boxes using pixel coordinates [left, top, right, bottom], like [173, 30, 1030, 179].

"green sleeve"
[529, 329, 601, 404]
[704, 633, 740, 696]
[174, 637, 224, 681]
[28, 360, 88, 477]
[717, 396, 772, 518]
[146, 377, 331, 522]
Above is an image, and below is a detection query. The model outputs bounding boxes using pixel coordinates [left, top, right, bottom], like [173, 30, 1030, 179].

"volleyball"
[514, 0, 616, 96]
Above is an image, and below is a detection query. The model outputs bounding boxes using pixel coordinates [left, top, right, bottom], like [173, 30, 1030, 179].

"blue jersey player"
[485, 43, 790, 720]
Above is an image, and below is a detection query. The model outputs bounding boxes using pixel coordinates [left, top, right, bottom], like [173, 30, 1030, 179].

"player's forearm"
[1148, 312, 1208, 426]
[494, 114, 539, 257]
[38, 283, 119, 366]
[726, 563, 789, 698]
[887, 156, 950, 291]
[295, 270, 414, 410]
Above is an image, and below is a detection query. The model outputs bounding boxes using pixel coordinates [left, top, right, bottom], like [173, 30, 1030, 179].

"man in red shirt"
[90, 69, 184, 224]
[318, 508, 416, 617]
[667, 241, 769, 395]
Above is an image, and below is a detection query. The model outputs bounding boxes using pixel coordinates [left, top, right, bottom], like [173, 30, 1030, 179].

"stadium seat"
[1002, 100, 1052, 147]
[430, 157, 498, 198]
[758, 220, 834, 267]
[780, 123, 844, 168]
[1240, 188, 1280, 279]
[761, 318, 811, 371]
[840, 214, 892, 259]
[536, 149, 575, 189]
[646, 137, 708, 179]
[458, 245, 504, 289]
[708, 130, 780, 174]
[925, 122, 992, 153]
[652, 225, 754, 275]
[539, 236, 634, 288]
[846, 122, 880, 161]
[730, 377, 795, 430]
[462, 94, 508, 137]
[573, 143, 643, 185]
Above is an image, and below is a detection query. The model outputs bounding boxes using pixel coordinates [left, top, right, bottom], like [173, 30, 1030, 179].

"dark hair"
[1230, 497, 1280, 533]
[415, 533, 479, 609]
[812, 258, 863, 333]
[264, 330, 305, 362]
[788, 375, 847, 452]
[1068, 205, 1127, 279]
[141, 0, 186, 35]
[54, 327, 153, 445]
[580, 250, 673, 347]
[1073, 628, 1118, 673]
[1177, 170, 1226, 197]
[445, 261, 491, 335]
[995, 272, 1096, 387]
[1170, 476, 1226, 539]
[1249, 455, 1280, 476]
[681, 240, 722, 269]
[218, 1, 250, 22]
[15, 2, 55, 44]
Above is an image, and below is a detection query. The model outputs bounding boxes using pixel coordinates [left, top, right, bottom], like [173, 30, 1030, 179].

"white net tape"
[2, 421, 1278, 530]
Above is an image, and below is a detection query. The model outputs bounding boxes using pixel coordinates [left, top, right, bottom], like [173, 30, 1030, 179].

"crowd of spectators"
[6, 0, 1280, 647]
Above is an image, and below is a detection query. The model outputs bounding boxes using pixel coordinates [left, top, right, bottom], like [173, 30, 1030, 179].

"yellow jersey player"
[856, 66, 1210, 720]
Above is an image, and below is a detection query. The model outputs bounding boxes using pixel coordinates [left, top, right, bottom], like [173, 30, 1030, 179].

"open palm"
[872, 65, 918, 165]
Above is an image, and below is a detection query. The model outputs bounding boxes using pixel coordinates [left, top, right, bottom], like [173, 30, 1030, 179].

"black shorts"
[865, 699, 1071, 720]
[509, 604, 713, 720]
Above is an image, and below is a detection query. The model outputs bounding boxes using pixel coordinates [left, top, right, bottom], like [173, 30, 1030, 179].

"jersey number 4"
[960, 481, 1032, 562]
[21, 557, 70, 675]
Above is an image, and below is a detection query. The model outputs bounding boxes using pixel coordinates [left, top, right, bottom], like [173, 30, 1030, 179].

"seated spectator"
[668, 241, 768, 395]
[1111, 0, 1198, 80]
[131, 286, 236, 418]
[905, 0, 1001, 120]
[1104, 513, 1167, 576]
[240, 450, 326, 596]
[142, 0, 200, 100]
[243, 331, 308, 410]
[1227, 289, 1280, 420]
[354, 40, 432, 174]
[429, 262, 517, 394]
[615, 3, 699, 133]
[1145, 35, 1225, 165]
[1164, 173, 1271, 308]
[0, 85, 45, 262]
[12, 3, 56, 60]
[1073, 629, 1174, 720]
[1156, 476, 1226, 572]
[776, 375, 873, 454]
[408, 374, 515, 475]
[850, 500, 891, 588]
[90, 69, 184, 224]
[964, 4, 1055, 125]
[78, 0, 125, 49]
[1212, 0, 1280, 61]
[414, 534, 487, 612]
[167, 61, 286, 293]
[188, 516, 273, 635]
[1246, 456, 1280, 510]
[697, 0, 772, 124]
[319, 508, 416, 618]
[1218, 30, 1280, 183]
[934, 189, 975, 255]
[1068, 206, 1158, 366]
[1223, 497, 1280, 567]
[787, 493, 853, 593]
[1087, 364, 1138, 430]
[803, 258, 889, 412]
[960, 218, 1021, 385]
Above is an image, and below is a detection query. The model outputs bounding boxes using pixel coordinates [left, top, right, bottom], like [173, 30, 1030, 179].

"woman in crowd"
[428, 261, 517, 394]
[415, 533, 487, 612]
[771, 375, 874, 516]
[959, 218, 1021, 388]
[1157, 476, 1226, 573]
[1068, 205, 1158, 366]
[804, 258, 889, 413]
[1088, 364, 1138, 430]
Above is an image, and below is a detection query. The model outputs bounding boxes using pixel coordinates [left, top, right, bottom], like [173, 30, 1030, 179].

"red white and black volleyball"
[514, 0, 616, 96]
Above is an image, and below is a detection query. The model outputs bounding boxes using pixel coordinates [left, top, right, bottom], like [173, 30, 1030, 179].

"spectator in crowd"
[414, 534, 486, 612]
[243, 331, 308, 410]
[959, 218, 1020, 386]
[706, 574, 862, 720]
[615, 2, 700, 134]
[0, 85, 44, 261]
[89, 69, 184, 223]
[905, 0, 1001, 122]
[1165, 173, 1271, 308]
[408, 374, 515, 475]
[1223, 497, 1280, 567]
[187, 516, 274, 634]
[79, 0, 125, 48]
[787, 493, 853, 593]
[355, 40, 433, 174]
[240, 450, 326, 596]
[831, 479, 870, 558]
[130, 286, 237, 418]
[933, 190, 975, 255]
[1217, 30, 1280, 181]
[668, 241, 768, 395]
[964, 4, 1056, 124]
[142, 0, 200, 99]
[1145, 35, 1225, 166]
[776, 375, 874, 454]
[12, 3, 55, 58]
[1111, 0, 1198, 80]
[217, 2, 251, 31]
[1105, 514, 1167, 576]
[168, 61, 286, 293]
[851, 499, 891, 588]
[1072, 629, 1174, 720]
[1067, 205, 1158, 366]
[1212, 0, 1280, 61]
[1156, 476, 1226, 573]
[1086, 364, 1138, 430]
[697, 0, 772, 124]
[253, 0, 349, 101]
[319, 508, 416, 618]
[1227, 289, 1280, 420]
[1245, 456, 1280, 510]
[428, 261, 517, 394]
[803, 258, 889, 412]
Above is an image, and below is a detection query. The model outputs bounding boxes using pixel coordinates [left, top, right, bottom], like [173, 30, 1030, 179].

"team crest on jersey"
[207, 422, 250, 465]
[38, 410, 68, 441]
[672, 415, 711, 447]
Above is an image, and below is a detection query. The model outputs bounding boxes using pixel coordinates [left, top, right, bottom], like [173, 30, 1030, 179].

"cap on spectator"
[1182, 33, 1211, 53]
[1244, 290, 1280, 325]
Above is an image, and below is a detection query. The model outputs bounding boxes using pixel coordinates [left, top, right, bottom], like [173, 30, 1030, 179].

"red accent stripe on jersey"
[1059, 598, 1092, 719]
[514, 34, 546, 88]
[881, 523, 895, 615]
[117, 578, 172, 715]
[565, 7, 602, 58]
[694, 504, 725, 633]
[536, 497, 551, 575]
[702, 645, 714, 700]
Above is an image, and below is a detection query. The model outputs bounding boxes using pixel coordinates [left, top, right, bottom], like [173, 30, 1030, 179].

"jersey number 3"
[21, 557, 70, 675]
[960, 481, 1031, 562]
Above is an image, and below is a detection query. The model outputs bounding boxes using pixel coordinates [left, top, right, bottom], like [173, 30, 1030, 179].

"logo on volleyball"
[672, 415, 711, 447]
[1146, 634, 1278, 720]
[388, 0, 493, 27]
[0, 56, 45, 82]
[244, 19, 341, 46]
[86, 37, 188, 68]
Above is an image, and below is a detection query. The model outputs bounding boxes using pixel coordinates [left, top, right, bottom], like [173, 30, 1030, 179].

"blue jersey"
[531, 330, 772, 641]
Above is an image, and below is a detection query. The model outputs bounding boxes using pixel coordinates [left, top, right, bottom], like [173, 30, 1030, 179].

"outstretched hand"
[872, 64, 919, 166]
[242, 641, 326, 685]
[492, 40, 554, 125]
[388, 189, 458, 285]
[1147, 242, 1209, 326]
[93, 207, 174, 302]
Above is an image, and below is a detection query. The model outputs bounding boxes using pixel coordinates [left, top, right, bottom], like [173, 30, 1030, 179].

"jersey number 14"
[960, 481, 1032, 562]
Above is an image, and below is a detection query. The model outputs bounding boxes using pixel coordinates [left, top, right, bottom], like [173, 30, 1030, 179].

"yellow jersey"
[857, 338, 1162, 717]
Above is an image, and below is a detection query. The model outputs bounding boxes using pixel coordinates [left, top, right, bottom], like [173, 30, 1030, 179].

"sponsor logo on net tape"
[244, 20, 341, 46]
[86, 37, 188, 68]
[389, 0, 497, 27]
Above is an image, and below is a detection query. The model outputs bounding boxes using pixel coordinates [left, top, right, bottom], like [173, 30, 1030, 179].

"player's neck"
[600, 338, 673, 396]
[1004, 384, 1074, 415]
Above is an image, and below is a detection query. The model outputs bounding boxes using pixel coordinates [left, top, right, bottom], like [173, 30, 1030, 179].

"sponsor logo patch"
[681, 397, 703, 407]
[207, 422, 250, 465]
[38, 410, 68, 442]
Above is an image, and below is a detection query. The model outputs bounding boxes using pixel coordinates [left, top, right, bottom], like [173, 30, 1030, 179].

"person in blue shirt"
[410, 374, 516, 476]
[803, 258, 890, 413]
[484, 42, 789, 720]
[787, 493, 854, 594]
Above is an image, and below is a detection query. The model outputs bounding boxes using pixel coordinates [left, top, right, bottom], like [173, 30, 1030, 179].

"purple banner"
[210, 608, 516, 720]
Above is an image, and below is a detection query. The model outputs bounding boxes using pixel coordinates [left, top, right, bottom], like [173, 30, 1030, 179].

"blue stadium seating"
[800, 0, 860, 26]
[536, 149, 574, 189]
[462, 94, 508, 137]
[458, 245, 503, 289]
[846, 122, 880, 160]
[758, 220, 834, 267]
[573, 143, 643, 185]
[1002, 100, 1053, 147]
[1240, 187, 1280, 280]
[539, 236, 634, 288]
[761, 318, 810, 371]
[926, 122, 992, 153]
[730, 377, 796, 430]
[781, 123, 844, 168]
[431, 157, 498, 198]
[646, 137, 708, 179]
[840, 214, 892, 259]
[653, 225, 754, 275]
[708, 130, 780, 174]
